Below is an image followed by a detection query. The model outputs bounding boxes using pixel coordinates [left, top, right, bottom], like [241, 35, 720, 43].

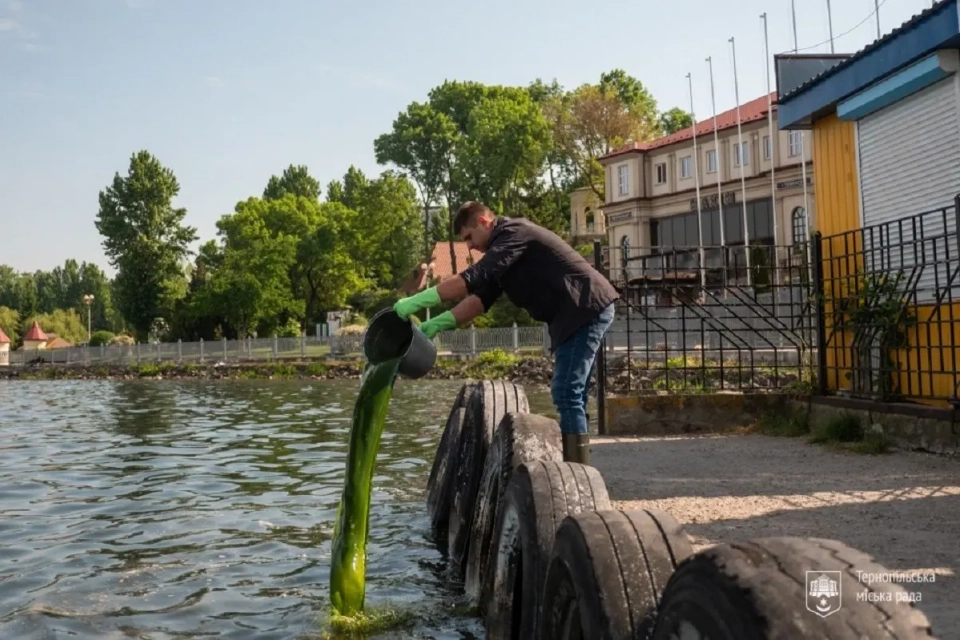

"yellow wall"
[812, 114, 960, 407]
[812, 115, 863, 395]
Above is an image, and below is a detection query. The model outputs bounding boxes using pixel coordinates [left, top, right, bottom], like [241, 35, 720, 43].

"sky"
[0, 0, 939, 276]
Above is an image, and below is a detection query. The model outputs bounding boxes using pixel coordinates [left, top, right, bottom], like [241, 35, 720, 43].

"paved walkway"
[591, 434, 960, 637]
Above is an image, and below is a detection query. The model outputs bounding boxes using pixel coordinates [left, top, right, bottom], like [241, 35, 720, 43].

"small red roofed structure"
[0, 325, 9, 366]
[22, 321, 49, 350]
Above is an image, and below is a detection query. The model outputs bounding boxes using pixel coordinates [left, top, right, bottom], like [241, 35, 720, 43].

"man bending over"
[392, 201, 619, 464]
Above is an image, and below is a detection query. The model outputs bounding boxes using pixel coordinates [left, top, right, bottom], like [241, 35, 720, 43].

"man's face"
[459, 214, 494, 251]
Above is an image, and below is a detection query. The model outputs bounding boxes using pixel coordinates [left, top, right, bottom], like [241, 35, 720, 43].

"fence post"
[812, 232, 828, 395]
[177, 339, 182, 363]
[542, 324, 549, 355]
[156, 341, 160, 362]
[100, 344, 104, 362]
[200, 338, 205, 363]
[222, 337, 227, 362]
[470, 325, 476, 357]
[594, 239, 607, 436]
[512, 323, 519, 351]
[273, 335, 279, 360]
[136, 342, 141, 364]
[301, 332, 306, 358]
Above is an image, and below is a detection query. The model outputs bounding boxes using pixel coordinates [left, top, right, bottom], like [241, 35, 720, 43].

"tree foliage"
[1, 69, 692, 344]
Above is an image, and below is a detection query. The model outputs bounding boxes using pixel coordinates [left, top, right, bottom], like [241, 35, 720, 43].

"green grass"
[754, 410, 894, 454]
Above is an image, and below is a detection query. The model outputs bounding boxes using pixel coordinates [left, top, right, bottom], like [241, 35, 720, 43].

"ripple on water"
[0, 378, 500, 639]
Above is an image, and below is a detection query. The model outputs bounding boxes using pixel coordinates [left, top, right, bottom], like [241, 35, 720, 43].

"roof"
[399, 241, 484, 293]
[776, 0, 960, 128]
[780, 0, 952, 102]
[44, 336, 73, 349]
[0, 326, 8, 344]
[600, 92, 777, 161]
[23, 321, 48, 342]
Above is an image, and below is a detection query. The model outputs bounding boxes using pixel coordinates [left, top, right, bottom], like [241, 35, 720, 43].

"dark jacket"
[459, 216, 620, 351]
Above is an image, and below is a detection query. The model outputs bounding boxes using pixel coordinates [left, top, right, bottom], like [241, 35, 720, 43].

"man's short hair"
[453, 201, 495, 235]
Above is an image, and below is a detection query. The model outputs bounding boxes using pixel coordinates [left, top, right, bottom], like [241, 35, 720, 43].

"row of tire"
[425, 380, 938, 639]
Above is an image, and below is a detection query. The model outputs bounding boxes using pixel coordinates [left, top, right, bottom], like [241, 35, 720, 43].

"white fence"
[3, 324, 549, 367]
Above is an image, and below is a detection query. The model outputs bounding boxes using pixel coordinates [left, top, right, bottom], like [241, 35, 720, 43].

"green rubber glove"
[394, 287, 441, 319]
[418, 311, 457, 339]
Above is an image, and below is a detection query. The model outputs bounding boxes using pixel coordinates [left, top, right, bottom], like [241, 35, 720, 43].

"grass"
[754, 410, 894, 454]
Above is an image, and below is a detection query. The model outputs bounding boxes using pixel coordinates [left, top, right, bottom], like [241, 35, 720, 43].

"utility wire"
[778, 0, 892, 54]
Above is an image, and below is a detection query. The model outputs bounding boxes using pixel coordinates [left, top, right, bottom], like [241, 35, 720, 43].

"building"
[775, 0, 960, 406]
[0, 326, 8, 366]
[598, 92, 815, 287]
[569, 187, 606, 246]
[22, 321, 48, 350]
[400, 241, 483, 294]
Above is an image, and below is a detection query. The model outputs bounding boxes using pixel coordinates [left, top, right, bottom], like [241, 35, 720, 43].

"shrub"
[89, 330, 115, 347]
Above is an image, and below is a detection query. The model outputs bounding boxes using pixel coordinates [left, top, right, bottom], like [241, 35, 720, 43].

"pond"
[0, 378, 556, 639]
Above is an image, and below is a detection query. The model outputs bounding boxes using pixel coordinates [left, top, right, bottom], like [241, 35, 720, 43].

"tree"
[659, 107, 694, 135]
[0, 306, 19, 345]
[95, 150, 197, 340]
[599, 69, 660, 132]
[374, 102, 457, 260]
[263, 164, 322, 201]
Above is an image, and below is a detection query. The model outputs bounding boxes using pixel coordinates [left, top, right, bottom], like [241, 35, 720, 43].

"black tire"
[539, 508, 694, 640]
[425, 382, 477, 541]
[464, 413, 564, 611]
[651, 536, 936, 640]
[447, 380, 530, 574]
[485, 460, 611, 640]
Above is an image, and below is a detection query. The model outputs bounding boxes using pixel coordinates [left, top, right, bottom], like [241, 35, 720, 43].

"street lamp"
[82, 294, 94, 343]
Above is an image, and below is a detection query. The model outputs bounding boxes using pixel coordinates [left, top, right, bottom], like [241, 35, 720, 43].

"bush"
[335, 324, 366, 336]
[89, 330, 115, 347]
[109, 334, 135, 346]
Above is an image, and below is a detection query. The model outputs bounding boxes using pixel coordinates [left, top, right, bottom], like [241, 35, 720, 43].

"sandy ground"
[590, 434, 960, 638]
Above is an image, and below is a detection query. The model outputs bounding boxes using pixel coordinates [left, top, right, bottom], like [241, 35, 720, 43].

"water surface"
[0, 378, 552, 639]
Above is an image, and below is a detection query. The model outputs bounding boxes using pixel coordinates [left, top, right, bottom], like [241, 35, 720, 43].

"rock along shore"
[0, 354, 805, 395]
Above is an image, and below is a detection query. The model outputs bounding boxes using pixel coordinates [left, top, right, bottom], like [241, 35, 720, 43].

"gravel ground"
[590, 434, 960, 638]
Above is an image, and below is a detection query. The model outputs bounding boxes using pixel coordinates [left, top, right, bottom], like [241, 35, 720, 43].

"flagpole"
[730, 36, 752, 287]
[706, 55, 726, 280]
[875, 0, 881, 39]
[792, 0, 813, 284]
[687, 72, 706, 291]
[826, 0, 835, 53]
[762, 12, 779, 285]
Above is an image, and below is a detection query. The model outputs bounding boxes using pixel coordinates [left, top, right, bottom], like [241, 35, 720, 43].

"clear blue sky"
[0, 0, 935, 275]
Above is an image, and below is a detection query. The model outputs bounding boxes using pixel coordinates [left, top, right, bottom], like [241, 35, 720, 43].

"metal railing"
[598, 242, 818, 396]
[1, 323, 549, 368]
[819, 199, 960, 403]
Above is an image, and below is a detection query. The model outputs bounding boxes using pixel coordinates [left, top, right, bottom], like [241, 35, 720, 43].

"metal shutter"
[857, 75, 960, 302]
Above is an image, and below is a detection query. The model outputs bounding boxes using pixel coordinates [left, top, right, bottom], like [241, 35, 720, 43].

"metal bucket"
[362, 308, 437, 379]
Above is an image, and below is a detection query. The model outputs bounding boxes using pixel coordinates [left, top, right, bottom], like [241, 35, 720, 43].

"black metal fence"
[591, 194, 960, 410]
[819, 200, 960, 403]
[593, 242, 818, 400]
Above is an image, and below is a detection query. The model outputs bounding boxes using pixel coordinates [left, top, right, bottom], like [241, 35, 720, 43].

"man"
[392, 201, 619, 464]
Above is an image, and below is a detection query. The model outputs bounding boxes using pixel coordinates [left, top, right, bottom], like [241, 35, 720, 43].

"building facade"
[775, 0, 960, 406]
[598, 93, 815, 285]
[569, 186, 606, 246]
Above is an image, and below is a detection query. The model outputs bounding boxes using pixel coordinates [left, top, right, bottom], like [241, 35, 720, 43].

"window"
[585, 208, 595, 233]
[792, 206, 808, 245]
[679, 156, 692, 179]
[789, 130, 803, 157]
[706, 149, 717, 173]
[655, 162, 667, 184]
[617, 164, 629, 196]
[763, 135, 771, 160]
[733, 141, 749, 167]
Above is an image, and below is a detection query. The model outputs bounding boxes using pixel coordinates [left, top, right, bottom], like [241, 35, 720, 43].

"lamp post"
[82, 294, 94, 343]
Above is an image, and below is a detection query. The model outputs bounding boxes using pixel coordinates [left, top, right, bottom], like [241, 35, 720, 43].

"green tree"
[22, 308, 87, 345]
[0, 306, 19, 345]
[658, 107, 694, 135]
[95, 150, 197, 340]
[263, 164, 322, 201]
[374, 102, 458, 260]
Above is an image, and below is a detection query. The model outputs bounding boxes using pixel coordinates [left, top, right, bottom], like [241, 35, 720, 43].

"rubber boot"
[561, 433, 591, 465]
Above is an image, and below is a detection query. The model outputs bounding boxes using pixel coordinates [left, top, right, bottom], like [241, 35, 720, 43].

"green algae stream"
[329, 359, 401, 617]
[0, 378, 555, 638]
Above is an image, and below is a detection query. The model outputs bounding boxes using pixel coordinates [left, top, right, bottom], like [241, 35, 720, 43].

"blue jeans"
[551, 303, 615, 435]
